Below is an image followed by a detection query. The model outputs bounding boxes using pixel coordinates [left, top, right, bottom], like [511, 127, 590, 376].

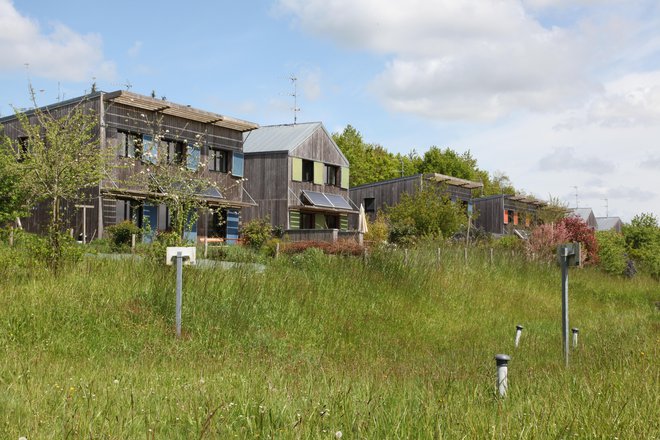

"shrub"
[282, 239, 363, 256]
[596, 231, 627, 275]
[496, 234, 525, 252]
[561, 216, 599, 265]
[623, 213, 660, 279]
[364, 212, 389, 246]
[106, 221, 142, 251]
[241, 218, 273, 249]
[526, 222, 570, 261]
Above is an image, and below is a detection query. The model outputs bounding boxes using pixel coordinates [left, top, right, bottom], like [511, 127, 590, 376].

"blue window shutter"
[232, 152, 244, 177]
[226, 210, 240, 244]
[187, 144, 200, 170]
[142, 134, 157, 163]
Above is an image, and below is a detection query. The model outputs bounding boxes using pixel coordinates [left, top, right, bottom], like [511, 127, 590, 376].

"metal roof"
[596, 217, 622, 231]
[425, 173, 483, 189]
[104, 91, 259, 132]
[242, 122, 347, 160]
[571, 208, 594, 222]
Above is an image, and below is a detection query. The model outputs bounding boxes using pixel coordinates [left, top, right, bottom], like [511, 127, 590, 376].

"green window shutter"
[292, 157, 302, 182]
[340, 214, 348, 231]
[313, 161, 324, 185]
[315, 214, 326, 229]
[289, 210, 300, 229]
[340, 167, 349, 189]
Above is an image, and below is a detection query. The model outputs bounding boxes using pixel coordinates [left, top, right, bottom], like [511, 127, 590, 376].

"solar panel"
[325, 193, 353, 210]
[302, 190, 333, 208]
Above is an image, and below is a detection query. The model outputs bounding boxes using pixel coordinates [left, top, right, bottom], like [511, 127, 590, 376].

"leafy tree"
[526, 222, 570, 261]
[8, 91, 112, 267]
[0, 132, 28, 225]
[241, 217, 272, 249]
[536, 196, 569, 225]
[386, 184, 466, 244]
[560, 216, 599, 265]
[623, 213, 660, 278]
[596, 231, 627, 276]
[419, 146, 476, 179]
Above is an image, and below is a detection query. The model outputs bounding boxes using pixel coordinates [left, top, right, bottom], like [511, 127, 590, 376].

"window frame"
[209, 148, 231, 173]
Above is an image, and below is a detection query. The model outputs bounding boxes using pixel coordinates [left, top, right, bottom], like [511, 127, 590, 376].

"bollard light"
[514, 325, 524, 348]
[572, 328, 579, 348]
[495, 354, 511, 397]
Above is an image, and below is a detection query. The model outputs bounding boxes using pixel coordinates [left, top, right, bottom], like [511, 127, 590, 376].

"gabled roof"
[596, 217, 622, 231]
[242, 122, 349, 163]
[571, 208, 594, 222]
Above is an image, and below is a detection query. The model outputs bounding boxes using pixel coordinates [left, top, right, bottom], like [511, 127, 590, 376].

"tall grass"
[0, 245, 657, 438]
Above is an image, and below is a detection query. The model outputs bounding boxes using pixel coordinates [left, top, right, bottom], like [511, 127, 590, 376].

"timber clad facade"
[0, 91, 258, 242]
[472, 194, 546, 235]
[242, 123, 356, 233]
[349, 173, 483, 227]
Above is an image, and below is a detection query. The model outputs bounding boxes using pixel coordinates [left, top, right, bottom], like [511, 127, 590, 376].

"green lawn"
[0, 246, 657, 438]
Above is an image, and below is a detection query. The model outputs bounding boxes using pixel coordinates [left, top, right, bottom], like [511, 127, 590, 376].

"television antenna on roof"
[603, 198, 609, 217]
[290, 75, 300, 125]
[571, 186, 578, 209]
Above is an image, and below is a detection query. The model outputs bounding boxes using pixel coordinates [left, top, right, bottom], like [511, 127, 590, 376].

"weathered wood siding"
[291, 127, 348, 167]
[349, 175, 424, 222]
[243, 153, 289, 227]
[473, 196, 505, 234]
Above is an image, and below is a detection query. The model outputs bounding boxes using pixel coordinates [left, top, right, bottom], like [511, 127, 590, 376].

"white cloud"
[127, 41, 143, 58]
[278, 0, 656, 121]
[537, 147, 615, 174]
[0, 0, 115, 81]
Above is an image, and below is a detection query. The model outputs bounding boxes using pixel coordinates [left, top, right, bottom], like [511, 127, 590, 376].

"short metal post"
[404, 249, 409, 264]
[275, 242, 280, 258]
[131, 233, 136, 253]
[572, 328, 579, 349]
[204, 236, 209, 258]
[490, 248, 494, 265]
[495, 354, 510, 397]
[514, 325, 524, 348]
[437, 248, 441, 264]
[464, 247, 468, 265]
[175, 251, 183, 338]
[9, 228, 14, 247]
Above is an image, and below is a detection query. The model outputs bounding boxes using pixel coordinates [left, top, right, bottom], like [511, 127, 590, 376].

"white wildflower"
[335, 431, 342, 439]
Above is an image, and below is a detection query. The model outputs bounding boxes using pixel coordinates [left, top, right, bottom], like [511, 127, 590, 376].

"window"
[364, 197, 375, 213]
[302, 160, 314, 182]
[208, 209, 227, 238]
[325, 164, 339, 186]
[117, 130, 143, 159]
[186, 143, 200, 170]
[209, 148, 231, 173]
[300, 212, 314, 229]
[165, 140, 185, 164]
[325, 214, 339, 229]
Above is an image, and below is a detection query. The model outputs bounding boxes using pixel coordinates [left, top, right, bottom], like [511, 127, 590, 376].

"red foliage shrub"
[526, 222, 570, 261]
[281, 239, 364, 256]
[560, 216, 599, 265]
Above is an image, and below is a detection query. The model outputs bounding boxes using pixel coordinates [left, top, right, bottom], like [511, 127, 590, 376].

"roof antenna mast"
[290, 75, 300, 125]
[571, 186, 579, 209]
[603, 198, 609, 217]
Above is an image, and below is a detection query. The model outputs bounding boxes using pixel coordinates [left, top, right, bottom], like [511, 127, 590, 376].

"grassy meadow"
[0, 245, 658, 438]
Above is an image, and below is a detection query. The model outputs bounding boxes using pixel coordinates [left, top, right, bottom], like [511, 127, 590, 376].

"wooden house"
[596, 217, 623, 233]
[242, 122, 357, 240]
[0, 90, 258, 243]
[348, 173, 483, 226]
[472, 194, 547, 235]
[570, 208, 598, 229]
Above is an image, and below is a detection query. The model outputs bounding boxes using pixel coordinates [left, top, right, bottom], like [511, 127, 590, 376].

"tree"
[623, 213, 660, 278]
[0, 131, 28, 225]
[8, 90, 112, 266]
[560, 216, 599, 265]
[536, 196, 569, 225]
[386, 184, 466, 244]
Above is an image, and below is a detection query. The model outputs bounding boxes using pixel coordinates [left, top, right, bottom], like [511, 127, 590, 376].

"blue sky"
[1, 0, 659, 221]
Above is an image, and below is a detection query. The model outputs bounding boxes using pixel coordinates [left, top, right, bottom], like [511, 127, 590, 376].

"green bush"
[241, 218, 273, 249]
[596, 231, 627, 276]
[106, 221, 142, 251]
[494, 234, 524, 251]
[623, 213, 660, 279]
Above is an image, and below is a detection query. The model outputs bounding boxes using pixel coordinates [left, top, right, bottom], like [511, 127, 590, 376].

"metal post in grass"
[204, 236, 209, 258]
[437, 247, 441, 265]
[515, 325, 524, 348]
[495, 354, 510, 397]
[131, 233, 136, 253]
[404, 248, 409, 264]
[558, 243, 580, 367]
[572, 328, 579, 348]
[490, 248, 494, 265]
[464, 247, 468, 265]
[175, 251, 183, 338]
[9, 227, 13, 247]
[275, 242, 280, 258]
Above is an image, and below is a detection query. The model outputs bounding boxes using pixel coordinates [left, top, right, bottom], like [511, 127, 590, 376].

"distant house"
[242, 122, 357, 240]
[348, 173, 483, 225]
[596, 217, 623, 233]
[472, 194, 547, 236]
[571, 208, 598, 229]
[0, 90, 259, 243]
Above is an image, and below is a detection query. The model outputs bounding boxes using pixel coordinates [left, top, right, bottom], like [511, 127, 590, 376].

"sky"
[1, 0, 659, 222]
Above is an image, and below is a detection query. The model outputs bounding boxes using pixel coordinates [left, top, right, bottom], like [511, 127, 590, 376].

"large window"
[325, 164, 339, 186]
[209, 148, 231, 173]
[165, 140, 185, 164]
[302, 160, 314, 182]
[300, 212, 315, 229]
[116, 130, 142, 159]
[325, 214, 339, 229]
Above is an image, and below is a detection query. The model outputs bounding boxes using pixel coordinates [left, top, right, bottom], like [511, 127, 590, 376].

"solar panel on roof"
[325, 193, 353, 210]
[302, 190, 333, 208]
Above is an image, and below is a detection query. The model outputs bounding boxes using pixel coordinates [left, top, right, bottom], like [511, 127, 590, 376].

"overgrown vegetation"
[0, 239, 657, 438]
